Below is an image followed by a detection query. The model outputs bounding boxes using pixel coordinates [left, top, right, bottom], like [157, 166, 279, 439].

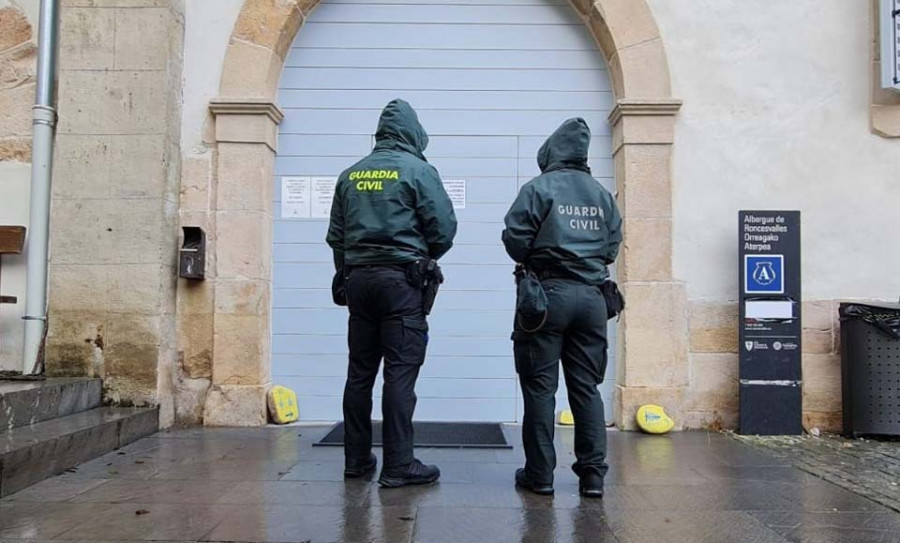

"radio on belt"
[738, 211, 802, 435]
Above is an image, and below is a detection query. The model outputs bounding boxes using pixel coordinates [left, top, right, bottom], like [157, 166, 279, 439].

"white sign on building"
[882, 0, 900, 91]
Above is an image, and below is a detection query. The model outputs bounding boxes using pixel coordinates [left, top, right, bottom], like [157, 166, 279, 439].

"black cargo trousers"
[512, 278, 609, 485]
[343, 264, 428, 470]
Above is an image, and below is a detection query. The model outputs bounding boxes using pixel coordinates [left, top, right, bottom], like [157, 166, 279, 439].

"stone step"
[0, 378, 102, 431]
[0, 406, 158, 497]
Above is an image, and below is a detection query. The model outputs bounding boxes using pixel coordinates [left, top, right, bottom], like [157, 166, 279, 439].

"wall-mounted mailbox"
[179, 226, 206, 280]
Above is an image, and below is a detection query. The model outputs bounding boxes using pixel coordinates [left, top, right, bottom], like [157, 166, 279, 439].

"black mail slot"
[179, 226, 206, 280]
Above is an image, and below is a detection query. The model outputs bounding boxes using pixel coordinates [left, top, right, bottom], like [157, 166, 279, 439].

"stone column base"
[615, 385, 686, 431]
[203, 384, 269, 426]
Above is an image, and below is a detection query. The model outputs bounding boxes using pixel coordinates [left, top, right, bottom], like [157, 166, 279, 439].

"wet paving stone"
[412, 505, 619, 543]
[750, 511, 900, 542]
[203, 504, 416, 543]
[1, 426, 898, 542]
[604, 510, 790, 543]
[735, 433, 900, 513]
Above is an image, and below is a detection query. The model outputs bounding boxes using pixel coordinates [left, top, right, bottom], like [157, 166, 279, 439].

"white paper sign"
[312, 177, 338, 219]
[281, 176, 311, 218]
[443, 179, 466, 209]
[745, 301, 793, 320]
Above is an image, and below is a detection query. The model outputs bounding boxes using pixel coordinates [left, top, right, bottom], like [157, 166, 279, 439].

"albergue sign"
[738, 211, 802, 435]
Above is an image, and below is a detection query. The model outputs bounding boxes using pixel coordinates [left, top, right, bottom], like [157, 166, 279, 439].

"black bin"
[840, 302, 900, 437]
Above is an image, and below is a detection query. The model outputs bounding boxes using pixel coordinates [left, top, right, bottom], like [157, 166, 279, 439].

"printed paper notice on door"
[443, 179, 466, 209]
[281, 176, 311, 219]
[311, 177, 337, 219]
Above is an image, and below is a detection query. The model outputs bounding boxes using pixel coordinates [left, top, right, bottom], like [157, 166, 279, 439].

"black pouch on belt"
[331, 266, 348, 307]
[414, 259, 444, 315]
[599, 279, 625, 320]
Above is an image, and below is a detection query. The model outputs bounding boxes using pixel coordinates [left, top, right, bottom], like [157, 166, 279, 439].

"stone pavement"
[735, 433, 900, 514]
[2, 425, 900, 543]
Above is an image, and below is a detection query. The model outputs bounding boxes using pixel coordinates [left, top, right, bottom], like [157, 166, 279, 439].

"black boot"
[344, 453, 377, 478]
[579, 472, 604, 498]
[378, 459, 440, 488]
[515, 468, 554, 496]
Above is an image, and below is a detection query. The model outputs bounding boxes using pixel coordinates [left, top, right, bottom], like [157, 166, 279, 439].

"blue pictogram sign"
[745, 255, 784, 294]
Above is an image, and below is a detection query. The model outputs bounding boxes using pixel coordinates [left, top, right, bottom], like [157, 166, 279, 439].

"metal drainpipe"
[23, 0, 60, 374]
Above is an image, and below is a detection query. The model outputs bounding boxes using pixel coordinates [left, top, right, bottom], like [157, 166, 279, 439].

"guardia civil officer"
[502, 118, 622, 498]
[327, 99, 457, 488]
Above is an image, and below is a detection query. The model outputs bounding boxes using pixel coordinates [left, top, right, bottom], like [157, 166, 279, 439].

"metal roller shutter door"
[273, 0, 617, 422]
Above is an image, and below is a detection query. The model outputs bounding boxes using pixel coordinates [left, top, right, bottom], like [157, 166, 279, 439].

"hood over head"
[374, 99, 429, 160]
[537, 118, 591, 174]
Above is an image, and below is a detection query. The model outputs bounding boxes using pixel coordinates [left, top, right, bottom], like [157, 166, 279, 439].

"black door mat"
[314, 421, 512, 449]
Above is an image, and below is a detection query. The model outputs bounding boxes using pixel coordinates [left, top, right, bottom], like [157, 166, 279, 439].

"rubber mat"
[313, 421, 512, 449]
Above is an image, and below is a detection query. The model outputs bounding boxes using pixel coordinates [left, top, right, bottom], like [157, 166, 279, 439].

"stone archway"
[204, 0, 684, 428]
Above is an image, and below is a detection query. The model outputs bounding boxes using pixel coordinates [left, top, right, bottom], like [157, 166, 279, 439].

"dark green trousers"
[512, 278, 609, 485]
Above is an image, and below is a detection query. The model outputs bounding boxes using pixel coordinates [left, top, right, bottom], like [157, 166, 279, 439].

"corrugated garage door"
[272, 0, 616, 422]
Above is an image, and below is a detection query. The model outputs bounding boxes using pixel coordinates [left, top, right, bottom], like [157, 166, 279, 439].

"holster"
[407, 259, 443, 315]
[599, 279, 625, 320]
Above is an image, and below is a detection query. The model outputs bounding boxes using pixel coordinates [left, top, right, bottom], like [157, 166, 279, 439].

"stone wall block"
[215, 211, 272, 281]
[219, 40, 282, 100]
[621, 218, 672, 282]
[802, 354, 842, 416]
[104, 315, 163, 402]
[0, 82, 34, 138]
[114, 8, 170, 70]
[174, 377, 211, 425]
[110, 135, 168, 199]
[608, 38, 672, 100]
[215, 279, 270, 317]
[179, 314, 213, 379]
[53, 135, 112, 198]
[686, 353, 739, 428]
[0, 5, 32, 51]
[59, 7, 114, 70]
[45, 312, 106, 378]
[49, 264, 108, 313]
[615, 144, 672, 219]
[689, 301, 738, 353]
[203, 384, 268, 427]
[180, 155, 212, 212]
[232, 0, 305, 58]
[616, 385, 685, 431]
[0, 138, 31, 162]
[212, 314, 269, 387]
[217, 143, 275, 212]
[63, 0, 170, 7]
[620, 282, 689, 388]
[107, 264, 170, 315]
[58, 71, 167, 135]
[591, 0, 661, 52]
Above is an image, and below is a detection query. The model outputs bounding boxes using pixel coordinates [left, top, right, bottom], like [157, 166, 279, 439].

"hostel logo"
[752, 261, 777, 286]
[744, 255, 785, 294]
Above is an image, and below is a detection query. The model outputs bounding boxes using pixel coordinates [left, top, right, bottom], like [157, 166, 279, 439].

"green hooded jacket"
[502, 118, 623, 284]
[327, 99, 458, 268]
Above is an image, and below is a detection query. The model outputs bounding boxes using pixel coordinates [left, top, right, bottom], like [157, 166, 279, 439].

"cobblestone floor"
[734, 432, 900, 514]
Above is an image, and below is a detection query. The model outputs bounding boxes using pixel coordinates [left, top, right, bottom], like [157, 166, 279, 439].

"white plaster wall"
[0, 163, 30, 372]
[180, 0, 244, 157]
[0, 0, 38, 372]
[651, 0, 900, 302]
